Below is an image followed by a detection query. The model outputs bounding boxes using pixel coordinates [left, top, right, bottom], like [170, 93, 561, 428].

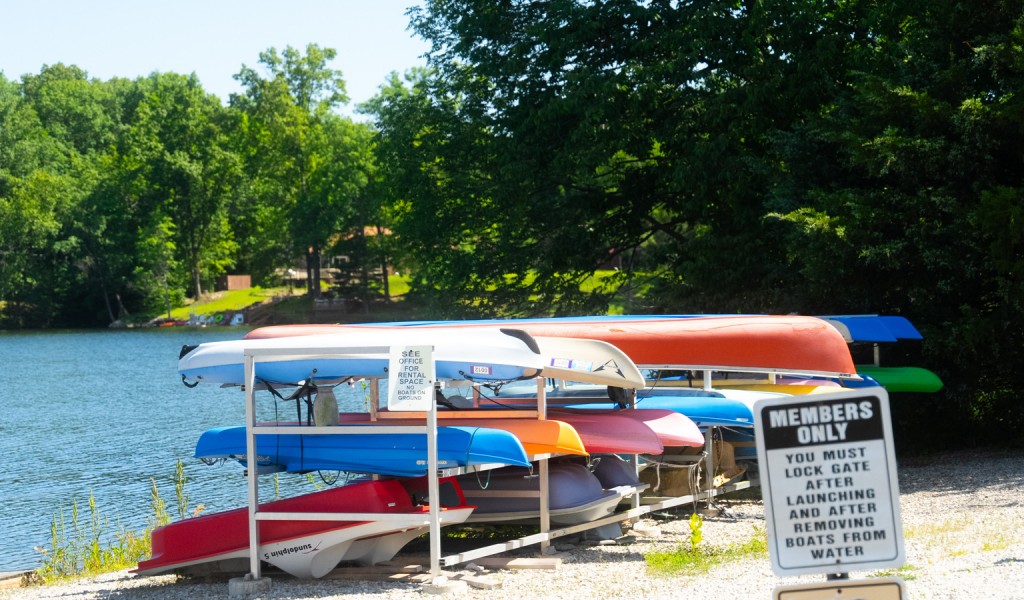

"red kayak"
[551, 407, 704, 448]
[134, 478, 474, 579]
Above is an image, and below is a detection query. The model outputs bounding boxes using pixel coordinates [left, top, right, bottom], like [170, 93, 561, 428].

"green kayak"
[856, 365, 944, 393]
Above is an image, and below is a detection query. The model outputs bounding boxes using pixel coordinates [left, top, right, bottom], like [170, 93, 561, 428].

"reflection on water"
[0, 328, 376, 571]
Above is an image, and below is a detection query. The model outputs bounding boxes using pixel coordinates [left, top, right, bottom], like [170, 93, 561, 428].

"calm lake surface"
[0, 327, 375, 571]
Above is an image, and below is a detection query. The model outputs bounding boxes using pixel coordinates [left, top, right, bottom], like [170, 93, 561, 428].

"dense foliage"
[0, 45, 374, 326]
[2, 3, 1022, 447]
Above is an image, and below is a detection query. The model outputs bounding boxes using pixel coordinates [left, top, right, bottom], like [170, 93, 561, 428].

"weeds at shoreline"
[32, 460, 196, 584]
[33, 491, 150, 582]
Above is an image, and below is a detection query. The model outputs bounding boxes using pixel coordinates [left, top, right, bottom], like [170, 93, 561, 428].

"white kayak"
[242, 324, 647, 389]
[179, 327, 546, 385]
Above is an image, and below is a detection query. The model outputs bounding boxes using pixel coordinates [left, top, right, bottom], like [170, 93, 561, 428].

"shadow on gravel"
[896, 451, 1024, 495]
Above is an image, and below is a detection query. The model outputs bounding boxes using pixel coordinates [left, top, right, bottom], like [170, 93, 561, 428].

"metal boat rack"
[237, 347, 759, 586]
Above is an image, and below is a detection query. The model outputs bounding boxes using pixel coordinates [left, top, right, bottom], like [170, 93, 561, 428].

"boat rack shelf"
[241, 345, 457, 582]
[237, 345, 760, 584]
[439, 474, 759, 568]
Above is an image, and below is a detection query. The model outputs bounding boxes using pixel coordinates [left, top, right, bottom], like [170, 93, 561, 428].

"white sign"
[754, 388, 904, 576]
[774, 577, 906, 600]
[387, 345, 435, 412]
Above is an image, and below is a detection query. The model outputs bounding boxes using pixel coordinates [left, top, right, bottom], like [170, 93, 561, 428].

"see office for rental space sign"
[754, 388, 904, 576]
[387, 346, 435, 412]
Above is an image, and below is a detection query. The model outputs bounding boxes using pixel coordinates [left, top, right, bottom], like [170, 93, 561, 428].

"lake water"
[0, 328, 376, 572]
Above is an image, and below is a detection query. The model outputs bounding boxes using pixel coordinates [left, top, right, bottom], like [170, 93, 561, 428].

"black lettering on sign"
[761, 397, 884, 449]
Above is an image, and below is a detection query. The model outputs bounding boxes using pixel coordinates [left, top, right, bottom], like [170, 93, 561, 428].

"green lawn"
[164, 275, 412, 321]
[166, 287, 295, 321]
[162, 270, 632, 323]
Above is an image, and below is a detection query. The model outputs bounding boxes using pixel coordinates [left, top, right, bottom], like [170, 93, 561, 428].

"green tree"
[0, 74, 57, 315]
[130, 72, 242, 300]
[1, 67, 115, 325]
[232, 44, 371, 297]
[378, 0, 1024, 447]
[766, 0, 1024, 446]
[20, 63, 117, 155]
[387, 1, 808, 314]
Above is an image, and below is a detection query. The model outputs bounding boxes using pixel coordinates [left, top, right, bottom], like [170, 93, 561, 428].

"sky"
[0, 1, 430, 117]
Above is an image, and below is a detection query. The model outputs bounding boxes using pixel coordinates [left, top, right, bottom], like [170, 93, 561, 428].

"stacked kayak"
[179, 327, 548, 385]
[135, 478, 474, 579]
[820, 315, 944, 393]
[138, 328, 584, 580]
[155, 310, 871, 578]
[194, 423, 531, 476]
[441, 462, 637, 526]
[249, 314, 858, 379]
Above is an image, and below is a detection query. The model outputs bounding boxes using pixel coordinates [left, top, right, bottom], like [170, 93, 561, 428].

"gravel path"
[3, 451, 1022, 599]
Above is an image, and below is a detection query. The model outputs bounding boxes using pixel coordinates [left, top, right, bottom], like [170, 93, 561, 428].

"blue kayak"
[489, 384, 764, 428]
[819, 315, 924, 343]
[609, 398, 752, 427]
[195, 424, 531, 477]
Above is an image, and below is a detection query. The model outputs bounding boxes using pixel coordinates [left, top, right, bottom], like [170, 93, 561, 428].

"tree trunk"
[314, 246, 322, 299]
[102, 285, 116, 324]
[305, 247, 314, 296]
[306, 246, 322, 298]
[193, 263, 203, 300]
[377, 225, 391, 303]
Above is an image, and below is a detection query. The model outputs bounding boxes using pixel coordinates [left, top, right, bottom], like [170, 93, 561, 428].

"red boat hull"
[134, 478, 472, 579]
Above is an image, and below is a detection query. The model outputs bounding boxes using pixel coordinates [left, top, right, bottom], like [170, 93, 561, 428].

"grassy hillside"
[164, 287, 296, 321]
[153, 274, 415, 325]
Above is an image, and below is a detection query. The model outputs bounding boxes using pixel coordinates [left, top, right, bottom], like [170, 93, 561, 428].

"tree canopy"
[2, 5, 1023, 447]
[362, 0, 1024, 447]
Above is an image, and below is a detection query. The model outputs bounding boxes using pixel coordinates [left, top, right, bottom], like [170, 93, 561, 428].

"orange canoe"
[247, 315, 856, 378]
[489, 316, 856, 376]
[338, 412, 588, 457]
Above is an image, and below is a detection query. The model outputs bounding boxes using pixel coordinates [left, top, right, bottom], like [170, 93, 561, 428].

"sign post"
[773, 577, 906, 600]
[753, 387, 904, 579]
[387, 346, 441, 580]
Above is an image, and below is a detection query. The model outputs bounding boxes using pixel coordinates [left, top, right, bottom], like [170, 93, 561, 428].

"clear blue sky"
[0, 1, 430, 117]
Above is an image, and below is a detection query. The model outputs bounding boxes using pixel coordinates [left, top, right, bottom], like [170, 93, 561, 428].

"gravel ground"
[3, 450, 1022, 599]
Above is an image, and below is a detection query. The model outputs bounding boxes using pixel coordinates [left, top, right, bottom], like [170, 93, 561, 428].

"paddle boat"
[427, 461, 640, 526]
[135, 477, 475, 579]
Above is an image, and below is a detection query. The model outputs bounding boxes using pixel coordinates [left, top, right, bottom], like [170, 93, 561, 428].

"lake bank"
[0, 328, 378, 572]
[3, 451, 1022, 599]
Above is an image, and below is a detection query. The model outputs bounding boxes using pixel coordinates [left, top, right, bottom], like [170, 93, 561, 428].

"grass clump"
[873, 564, 919, 581]
[32, 460, 197, 584]
[33, 491, 151, 582]
[905, 512, 1024, 559]
[645, 523, 768, 576]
